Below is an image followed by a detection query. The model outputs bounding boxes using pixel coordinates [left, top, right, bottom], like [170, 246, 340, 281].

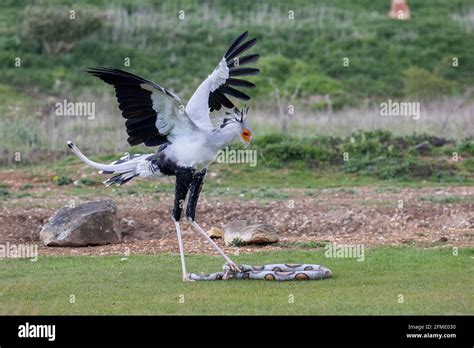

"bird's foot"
[225, 262, 242, 273]
[182, 274, 195, 282]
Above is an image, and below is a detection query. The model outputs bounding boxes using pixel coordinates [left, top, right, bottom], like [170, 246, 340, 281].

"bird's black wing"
[209, 31, 260, 112]
[87, 67, 195, 147]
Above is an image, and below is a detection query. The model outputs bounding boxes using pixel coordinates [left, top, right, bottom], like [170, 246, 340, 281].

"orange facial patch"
[241, 128, 252, 142]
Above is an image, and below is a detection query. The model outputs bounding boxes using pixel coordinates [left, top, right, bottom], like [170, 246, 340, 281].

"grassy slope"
[1, 1, 473, 162]
[1, 247, 472, 315]
[0, 0, 473, 101]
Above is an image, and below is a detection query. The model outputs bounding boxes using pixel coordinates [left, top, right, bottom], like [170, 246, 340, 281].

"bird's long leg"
[186, 169, 241, 272]
[188, 220, 240, 271]
[173, 219, 189, 281]
[173, 167, 195, 282]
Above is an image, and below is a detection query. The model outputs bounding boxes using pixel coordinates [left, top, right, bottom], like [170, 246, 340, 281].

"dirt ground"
[0, 169, 473, 256]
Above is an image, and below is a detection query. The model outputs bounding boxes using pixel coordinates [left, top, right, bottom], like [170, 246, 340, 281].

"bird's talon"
[228, 263, 242, 273]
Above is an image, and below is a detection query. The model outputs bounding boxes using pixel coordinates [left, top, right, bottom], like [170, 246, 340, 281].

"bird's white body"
[133, 131, 216, 178]
[133, 133, 221, 178]
[167, 131, 216, 171]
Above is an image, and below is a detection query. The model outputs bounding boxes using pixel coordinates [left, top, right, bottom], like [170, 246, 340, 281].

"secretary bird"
[67, 31, 259, 281]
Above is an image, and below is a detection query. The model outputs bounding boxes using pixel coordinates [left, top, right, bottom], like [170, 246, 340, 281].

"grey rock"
[40, 200, 121, 247]
[223, 220, 278, 246]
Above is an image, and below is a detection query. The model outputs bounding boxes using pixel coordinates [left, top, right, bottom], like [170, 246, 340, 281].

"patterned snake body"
[188, 263, 332, 281]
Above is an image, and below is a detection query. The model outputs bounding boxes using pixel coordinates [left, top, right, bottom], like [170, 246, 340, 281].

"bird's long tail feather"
[67, 141, 151, 186]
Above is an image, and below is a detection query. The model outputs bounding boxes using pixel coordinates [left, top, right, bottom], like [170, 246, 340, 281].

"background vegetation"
[0, 0, 473, 183]
[2, 0, 473, 100]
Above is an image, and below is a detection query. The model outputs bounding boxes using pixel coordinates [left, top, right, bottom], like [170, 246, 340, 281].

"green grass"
[418, 194, 474, 204]
[1, 247, 472, 315]
[274, 241, 330, 249]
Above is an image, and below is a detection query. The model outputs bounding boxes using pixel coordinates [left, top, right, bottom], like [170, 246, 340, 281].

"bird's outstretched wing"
[185, 31, 259, 129]
[87, 67, 199, 147]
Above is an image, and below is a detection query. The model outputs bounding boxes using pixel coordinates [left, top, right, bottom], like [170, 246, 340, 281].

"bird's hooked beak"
[240, 128, 252, 148]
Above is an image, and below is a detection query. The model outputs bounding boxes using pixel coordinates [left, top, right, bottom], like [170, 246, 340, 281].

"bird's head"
[219, 106, 253, 146]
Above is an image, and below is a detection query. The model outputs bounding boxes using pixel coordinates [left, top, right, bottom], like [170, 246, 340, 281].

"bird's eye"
[243, 130, 250, 136]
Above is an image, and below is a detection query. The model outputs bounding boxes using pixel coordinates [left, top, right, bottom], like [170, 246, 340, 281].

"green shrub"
[252, 130, 470, 182]
[229, 237, 246, 247]
[343, 130, 396, 157]
[419, 195, 463, 204]
[254, 134, 342, 168]
[344, 157, 460, 181]
[77, 178, 99, 186]
[53, 175, 73, 186]
[0, 188, 9, 198]
[403, 67, 457, 100]
[252, 55, 348, 110]
[456, 138, 474, 155]
[20, 184, 33, 190]
[0, 183, 9, 199]
[461, 158, 474, 172]
[21, 5, 103, 55]
[0, 185, 10, 199]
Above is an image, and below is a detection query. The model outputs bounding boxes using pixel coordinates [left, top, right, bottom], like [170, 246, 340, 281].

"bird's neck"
[207, 126, 239, 152]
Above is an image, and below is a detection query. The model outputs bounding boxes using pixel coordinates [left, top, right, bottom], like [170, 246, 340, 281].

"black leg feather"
[185, 169, 207, 221]
[172, 167, 195, 221]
